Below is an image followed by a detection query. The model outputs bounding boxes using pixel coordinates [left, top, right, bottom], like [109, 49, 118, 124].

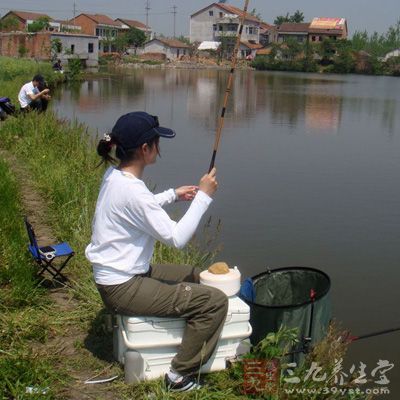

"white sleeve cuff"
[195, 190, 213, 205]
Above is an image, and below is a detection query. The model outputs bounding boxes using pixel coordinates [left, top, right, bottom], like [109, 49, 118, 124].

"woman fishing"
[85, 111, 228, 392]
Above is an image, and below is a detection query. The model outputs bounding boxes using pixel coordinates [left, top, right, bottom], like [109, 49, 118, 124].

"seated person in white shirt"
[18, 74, 51, 112]
[86, 112, 228, 392]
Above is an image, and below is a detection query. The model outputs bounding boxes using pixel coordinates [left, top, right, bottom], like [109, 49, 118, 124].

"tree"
[281, 37, 302, 60]
[250, 8, 262, 20]
[274, 10, 305, 25]
[27, 16, 50, 32]
[125, 27, 147, 50]
[113, 34, 128, 53]
[318, 37, 336, 64]
[51, 38, 62, 61]
[291, 10, 304, 23]
[0, 16, 19, 31]
[274, 13, 290, 26]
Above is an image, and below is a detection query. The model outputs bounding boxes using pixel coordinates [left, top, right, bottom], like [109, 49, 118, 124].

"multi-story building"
[190, 2, 262, 45]
[308, 18, 348, 42]
[71, 13, 122, 52]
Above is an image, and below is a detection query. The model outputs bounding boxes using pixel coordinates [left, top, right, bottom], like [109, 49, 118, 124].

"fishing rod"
[346, 326, 400, 343]
[209, 0, 250, 173]
[288, 326, 400, 357]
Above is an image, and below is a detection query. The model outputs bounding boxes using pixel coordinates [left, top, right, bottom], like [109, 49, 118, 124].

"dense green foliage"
[27, 16, 51, 33]
[252, 20, 400, 76]
[125, 27, 147, 49]
[0, 15, 19, 31]
[274, 10, 305, 25]
[352, 19, 400, 57]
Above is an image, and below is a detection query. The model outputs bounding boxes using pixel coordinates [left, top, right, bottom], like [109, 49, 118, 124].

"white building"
[51, 32, 99, 68]
[190, 2, 261, 44]
[143, 38, 190, 60]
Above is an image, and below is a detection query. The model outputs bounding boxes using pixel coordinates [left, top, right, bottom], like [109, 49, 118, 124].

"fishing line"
[208, 0, 250, 172]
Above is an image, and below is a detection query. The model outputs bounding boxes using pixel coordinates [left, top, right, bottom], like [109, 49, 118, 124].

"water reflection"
[56, 70, 399, 138]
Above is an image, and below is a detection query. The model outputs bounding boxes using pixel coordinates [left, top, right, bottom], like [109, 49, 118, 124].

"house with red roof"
[71, 13, 122, 52]
[190, 2, 262, 45]
[115, 18, 151, 37]
[0, 10, 60, 32]
[308, 18, 348, 42]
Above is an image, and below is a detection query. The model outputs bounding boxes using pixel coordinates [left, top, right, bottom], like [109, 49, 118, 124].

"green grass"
[0, 159, 64, 399]
[0, 159, 45, 307]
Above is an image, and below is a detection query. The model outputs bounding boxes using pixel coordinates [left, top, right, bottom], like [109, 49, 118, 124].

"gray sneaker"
[164, 373, 202, 392]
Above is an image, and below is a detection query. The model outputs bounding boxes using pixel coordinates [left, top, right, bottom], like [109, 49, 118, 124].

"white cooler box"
[114, 295, 252, 382]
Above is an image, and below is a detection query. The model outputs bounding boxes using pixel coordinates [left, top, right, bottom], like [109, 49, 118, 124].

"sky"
[0, 0, 399, 37]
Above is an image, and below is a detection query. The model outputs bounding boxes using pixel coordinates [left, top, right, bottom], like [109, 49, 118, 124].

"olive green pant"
[96, 264, 229, 375]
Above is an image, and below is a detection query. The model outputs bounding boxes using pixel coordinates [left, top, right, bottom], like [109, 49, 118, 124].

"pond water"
[53, 69, 400, 396]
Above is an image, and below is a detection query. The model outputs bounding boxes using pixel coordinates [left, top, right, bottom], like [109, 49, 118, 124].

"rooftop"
[276, 22, 311, 33]
[5, 10, 52, 22]
[191, 3, 261, 23]
[116, 18, 150, 31]
[75, 13, 121, 27]
[149, 37, 190, 48]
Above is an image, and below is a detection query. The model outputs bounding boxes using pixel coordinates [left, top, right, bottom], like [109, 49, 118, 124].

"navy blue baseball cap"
[111, 111, 175, 149]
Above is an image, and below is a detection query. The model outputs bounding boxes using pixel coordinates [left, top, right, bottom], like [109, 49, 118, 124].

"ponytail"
[96, 133, 116, 166]
[96, 133, 161, 167]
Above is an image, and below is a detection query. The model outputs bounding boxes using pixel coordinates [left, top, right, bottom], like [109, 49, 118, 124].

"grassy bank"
[0, 56, 375, 399]
[0, 158, 63, 398]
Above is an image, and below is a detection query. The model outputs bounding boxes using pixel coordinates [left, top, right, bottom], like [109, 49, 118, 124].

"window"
[209, 10, 213, 16]
[88, 42, 94, 53]
[213, 24, 217, 31]
[312, 36, 316, 42]
[228, 24, 236, 32]
[70, 44, 75, 54]
[219, 25, 223, 31]
[219, 12, 223, 18]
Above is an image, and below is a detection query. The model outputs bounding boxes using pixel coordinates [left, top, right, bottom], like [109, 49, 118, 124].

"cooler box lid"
[122, 295, 250, 329]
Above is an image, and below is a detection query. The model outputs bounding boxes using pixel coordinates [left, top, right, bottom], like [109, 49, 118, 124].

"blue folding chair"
[24, 216, 74, 282]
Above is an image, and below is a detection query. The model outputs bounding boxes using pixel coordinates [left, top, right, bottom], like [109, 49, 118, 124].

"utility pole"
[172, 5, 177, 38]
[145, 0, 150, 37]
[73, 1, 76, 27]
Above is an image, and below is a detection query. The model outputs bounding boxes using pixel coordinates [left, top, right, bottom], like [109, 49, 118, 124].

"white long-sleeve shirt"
[85, 167, 212, 285]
